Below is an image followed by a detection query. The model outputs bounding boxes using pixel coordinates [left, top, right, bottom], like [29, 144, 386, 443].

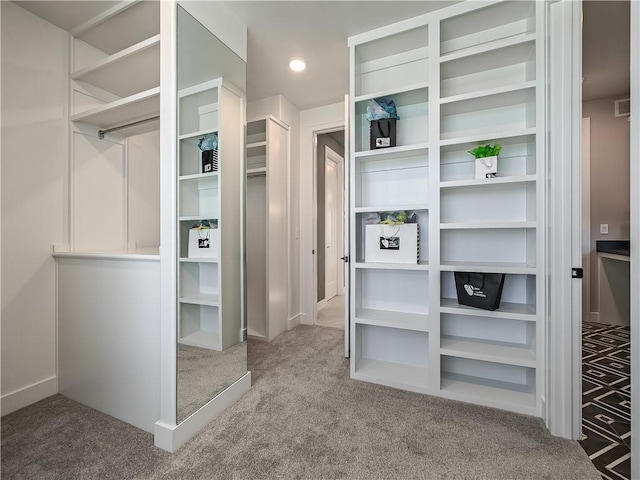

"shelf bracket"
[98, 115, 160, 139]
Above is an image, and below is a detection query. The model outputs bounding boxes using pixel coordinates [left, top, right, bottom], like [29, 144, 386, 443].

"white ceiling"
[14, 1, 121, 31]
[13, 0, 631, 108]
[224, 1, 456, 110]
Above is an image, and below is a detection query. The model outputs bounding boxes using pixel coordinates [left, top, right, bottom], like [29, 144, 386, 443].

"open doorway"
[579, 2, 632, 478]
[315, 130, 346, 330]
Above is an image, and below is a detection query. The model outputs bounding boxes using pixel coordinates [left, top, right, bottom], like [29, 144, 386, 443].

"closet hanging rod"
[98, 115, 160, 139]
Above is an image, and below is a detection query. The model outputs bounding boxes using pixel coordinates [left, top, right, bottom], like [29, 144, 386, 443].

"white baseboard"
[589, 312, 600, 323]
[1, 376, 58, 416]
[287, 314, 300, 331]
[317, 299, 327, 311]
[154, 372, 251, 453]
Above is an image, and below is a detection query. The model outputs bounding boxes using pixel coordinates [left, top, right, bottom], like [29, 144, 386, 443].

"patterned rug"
[580, 322, 631, 480]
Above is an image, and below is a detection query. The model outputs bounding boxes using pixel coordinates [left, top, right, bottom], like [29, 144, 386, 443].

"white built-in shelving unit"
[70, 1, 160, 137]
[246, 116, 290, 341]
[176, 76, 244, 351]
[348, 0, 544, 416]
[67, 1, 161, 253]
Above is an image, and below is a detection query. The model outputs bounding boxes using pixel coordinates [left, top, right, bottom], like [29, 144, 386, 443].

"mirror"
[176, 5, 247, 423]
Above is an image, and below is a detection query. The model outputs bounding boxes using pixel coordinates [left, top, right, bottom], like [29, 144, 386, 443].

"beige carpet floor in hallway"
[316, 294, 345, 329]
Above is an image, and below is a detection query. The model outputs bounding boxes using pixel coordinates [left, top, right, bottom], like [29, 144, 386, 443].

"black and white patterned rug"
[580, 321, 631, 480]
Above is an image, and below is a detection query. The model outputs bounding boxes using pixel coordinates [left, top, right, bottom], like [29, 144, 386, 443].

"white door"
[325, 155, 338, 300]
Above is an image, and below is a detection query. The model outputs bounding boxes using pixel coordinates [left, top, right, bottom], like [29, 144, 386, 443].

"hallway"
[316, 295, 344, 329]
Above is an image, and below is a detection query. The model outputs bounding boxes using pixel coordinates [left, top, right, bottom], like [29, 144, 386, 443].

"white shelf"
[178, 330, 219, 350]
[440, 298, 536, 321]
[247, 167, 267, 177]
[440, 81, 536, 106]
[247, 141, 267, 149]
[440, 128, 537, 148]
[179, 216, 217, 222]
[440, 335, 536, 367]
[440, 175, 536, 189]
[354, 143, 430, 159]
[179, 293, 220, 307]
[178, 79, 221, 98]
[72, 35, 160, 98]
[71, 87, 160, 131]
[179, 257, 219, 264]
[440, 372, 536, 413]
[355, 205, 429, 214]
[179, 172, 219, 182]
[439, 261, 536, 275]
[355, 308, 429, 332]
[73, 1, 160, 55]
[354, 358, 429, 391]
[440, 221, 536, 230]
[353, 82, 430, 103]
[440, 33, 536, 64]
[179, 128, 218, 141]
[355, 261, 429, 271]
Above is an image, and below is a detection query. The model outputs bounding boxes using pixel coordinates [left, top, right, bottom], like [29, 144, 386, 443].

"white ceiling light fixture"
[289, 57, 307, 72]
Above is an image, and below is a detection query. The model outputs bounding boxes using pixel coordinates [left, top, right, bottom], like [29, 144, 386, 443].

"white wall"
[1, 2, 69, 414]
[247, 95, 301, 326]
[127, 130, 161, 253]
[299, 101, 345, 325]
[582, 96, 630, 314]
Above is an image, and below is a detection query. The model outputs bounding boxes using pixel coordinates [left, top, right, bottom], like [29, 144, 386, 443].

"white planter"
[475, 155, 498, 179]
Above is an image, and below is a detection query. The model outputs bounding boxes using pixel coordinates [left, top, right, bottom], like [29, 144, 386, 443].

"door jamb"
[311, 128, 346, 326]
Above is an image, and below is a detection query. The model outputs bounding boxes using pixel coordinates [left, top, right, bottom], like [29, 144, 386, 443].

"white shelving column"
[246, 116, 290, 342]
[68, 1, 161, 253]
[176, 78, 243, 351]
[348, 0, 545, 417]
[349, 24, 432, 394]
[436, 0, 542, 416]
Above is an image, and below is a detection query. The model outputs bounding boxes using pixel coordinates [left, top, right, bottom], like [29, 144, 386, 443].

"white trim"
[287, 314, 300, 331]
[325, 145, 345, 299]
[154, 373, 251, 452]
[547, 0, 582, 439]
[1, 376, 58, 416]
[629, 2, 639, 477]
[157, 0, 178, 432]
[589, 312, 600, 323]
[299, 103, 345, 327]
[582, 117, 591, 321]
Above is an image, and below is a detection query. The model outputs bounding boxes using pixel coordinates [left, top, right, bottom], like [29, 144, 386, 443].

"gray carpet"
[177, 341, 247, 422]
[1, 325, 601, 480]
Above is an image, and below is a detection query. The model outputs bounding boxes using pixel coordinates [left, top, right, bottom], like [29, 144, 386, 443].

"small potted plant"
[468, 143, 502, 179]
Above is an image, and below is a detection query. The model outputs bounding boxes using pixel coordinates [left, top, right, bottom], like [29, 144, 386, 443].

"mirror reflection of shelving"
[245, 116, 290, 342]
[176, 77, 231, 350]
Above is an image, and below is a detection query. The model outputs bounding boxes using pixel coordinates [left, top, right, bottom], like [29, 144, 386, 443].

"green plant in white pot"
[469, 143, 502, 179]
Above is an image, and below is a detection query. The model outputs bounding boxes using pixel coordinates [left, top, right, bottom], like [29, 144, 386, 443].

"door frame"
[551, 1, 638, 477]
[311, 127, 346, 328]
[582, 117, 591, 322]
[324, 145, 345, 301]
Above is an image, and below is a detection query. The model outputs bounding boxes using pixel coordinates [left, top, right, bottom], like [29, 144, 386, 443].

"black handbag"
[454, 272, 506, 311]
[369, 118, 397, 149]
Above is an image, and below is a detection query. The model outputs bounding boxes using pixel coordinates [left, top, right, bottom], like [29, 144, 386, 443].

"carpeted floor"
[2, 325, 601, 480]
[177, 341, 247, 422]
[316, 295, 345, 330]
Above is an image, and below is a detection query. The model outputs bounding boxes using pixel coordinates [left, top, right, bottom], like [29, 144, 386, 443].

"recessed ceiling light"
[289, 57, 307, 72]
